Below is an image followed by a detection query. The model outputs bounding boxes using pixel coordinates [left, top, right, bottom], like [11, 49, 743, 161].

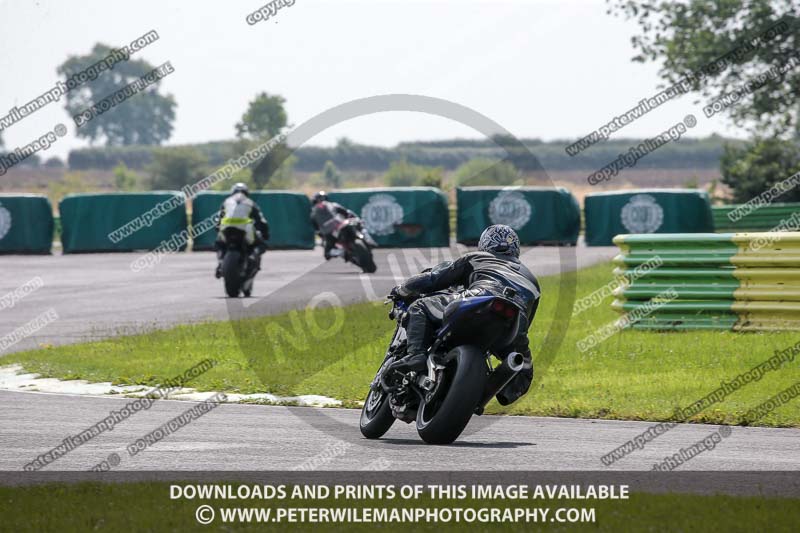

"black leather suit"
[398, 251, 541, 405]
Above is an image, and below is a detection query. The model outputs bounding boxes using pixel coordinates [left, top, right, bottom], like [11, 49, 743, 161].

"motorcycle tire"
[222, 250, 242, 298]
[415, 345, 488, 445]
[360, 358, 396, 439]
[359, 385, 395, 439]
[353, 239, 377, 274]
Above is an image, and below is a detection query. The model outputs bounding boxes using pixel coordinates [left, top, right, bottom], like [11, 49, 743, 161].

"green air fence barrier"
[455, 187, 580, 245]
[713, 202, 800, 232]
[59, 192, 188, 253]
[327, 187, 449, 248]
[584, 189, 714, 246]
[191, 191, 315, 250]
[0, 194, 54, 254]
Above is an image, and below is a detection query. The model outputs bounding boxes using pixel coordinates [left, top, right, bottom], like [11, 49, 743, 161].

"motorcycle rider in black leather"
[309, 191, 358, 260]
[390, 224, 540, 405]
[214, 183, 270, 278]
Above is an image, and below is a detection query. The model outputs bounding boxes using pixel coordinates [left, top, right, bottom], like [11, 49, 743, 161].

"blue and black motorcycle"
[360, 288, 525, 444]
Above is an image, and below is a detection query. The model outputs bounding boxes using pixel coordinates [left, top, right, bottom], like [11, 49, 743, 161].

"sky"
[0, 0, 748, 160]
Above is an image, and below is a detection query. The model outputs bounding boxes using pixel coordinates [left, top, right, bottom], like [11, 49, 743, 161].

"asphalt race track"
[0, 245, 616, 354]
[3, 390, 799, 472]
[3, 245, 800, 474]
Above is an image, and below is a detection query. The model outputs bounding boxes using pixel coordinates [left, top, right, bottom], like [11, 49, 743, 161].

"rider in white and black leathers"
[391, 225, 540, 405]
[214, 183, 270, 278]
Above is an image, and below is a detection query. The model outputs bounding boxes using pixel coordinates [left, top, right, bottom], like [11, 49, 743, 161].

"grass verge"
[4, 261, 800, 426]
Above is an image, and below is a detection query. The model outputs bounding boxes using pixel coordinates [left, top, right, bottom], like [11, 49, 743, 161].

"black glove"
[389, 285, 414, 303]
[389, 286, 402, 301]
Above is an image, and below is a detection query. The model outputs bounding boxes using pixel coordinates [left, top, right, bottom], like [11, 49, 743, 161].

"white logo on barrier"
[621, 194, 664, 234]
[0, 205, 11, 240]
[488, 190, 532, 230]
[361, 194, 404, 236]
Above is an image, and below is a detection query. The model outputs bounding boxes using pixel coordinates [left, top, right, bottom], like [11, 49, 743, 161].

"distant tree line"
[67, 134, 738, 173]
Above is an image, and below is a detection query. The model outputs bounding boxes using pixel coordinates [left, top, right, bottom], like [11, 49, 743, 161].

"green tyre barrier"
[585, 189, 714, 246]
[60, 192, 188, 253]
[0, 194, 54, 254]
[455, 187, 579, 246]
[191, 191, 314, 250]
[328, 187, 449, 248]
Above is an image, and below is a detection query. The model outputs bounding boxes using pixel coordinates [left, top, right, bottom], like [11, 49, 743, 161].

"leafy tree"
[148, 147, 208, 190]
[113, 162, 139, 190]
[609, 0, 800, 138]
[454, 158, 519, 186]
[417, 166, 444, 189]
[235, 92, 291, 187]
[210, 167, 255, 192]
[322, 160, 342, 188]
[43, 156, 65, 168]
[382, 159, 445, 187]
[383, 159, 422, 187]
[58, 44, 176, 146]
[235, 93, 288, 139]
[264, 155, 298, 190]
[720, 138, 800, 202]
[229, 137, 294, 189]
[23, 155, 41, 167]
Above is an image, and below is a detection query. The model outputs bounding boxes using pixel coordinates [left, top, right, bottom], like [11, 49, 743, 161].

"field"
[5, 261, 799, 428]
[1, 165, 725, 206]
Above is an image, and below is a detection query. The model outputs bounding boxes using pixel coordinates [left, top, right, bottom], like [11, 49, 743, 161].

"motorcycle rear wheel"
[222, 250, 242, 297]
[416, 346, 488, 444]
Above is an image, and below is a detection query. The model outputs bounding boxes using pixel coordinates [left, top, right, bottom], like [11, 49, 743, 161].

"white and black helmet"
[231, 182, 250, 196]
[478, 224, 521, 258]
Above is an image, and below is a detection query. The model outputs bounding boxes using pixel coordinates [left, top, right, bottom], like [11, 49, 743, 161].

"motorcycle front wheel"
[352, 239, 377, 274]
[360, 362, 396, 439]
[416, 346, 488, 445]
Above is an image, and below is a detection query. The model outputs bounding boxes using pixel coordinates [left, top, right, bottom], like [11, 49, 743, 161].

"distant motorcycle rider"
[310, 191, 358, 260]
[390, 224, 540, 405]
[214, 183, 270, 278]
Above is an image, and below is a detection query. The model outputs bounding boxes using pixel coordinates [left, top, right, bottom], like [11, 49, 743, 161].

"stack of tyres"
[612, 232, 800, 331]
[712, 202, 800, 232]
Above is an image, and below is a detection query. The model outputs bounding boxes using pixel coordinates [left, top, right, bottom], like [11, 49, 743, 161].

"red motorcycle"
[332, 217, 377, 274]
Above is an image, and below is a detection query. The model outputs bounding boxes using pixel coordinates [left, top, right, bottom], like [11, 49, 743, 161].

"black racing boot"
[214, 246, 225, 278]
[390, 353, 428, 373]
[325, 248, 343, 261]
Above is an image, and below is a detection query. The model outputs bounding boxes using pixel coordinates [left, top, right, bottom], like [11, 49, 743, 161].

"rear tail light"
[491, 299, 517, 318]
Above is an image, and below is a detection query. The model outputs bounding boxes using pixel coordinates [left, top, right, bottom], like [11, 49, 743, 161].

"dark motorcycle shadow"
[374, 438, 534, 449]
